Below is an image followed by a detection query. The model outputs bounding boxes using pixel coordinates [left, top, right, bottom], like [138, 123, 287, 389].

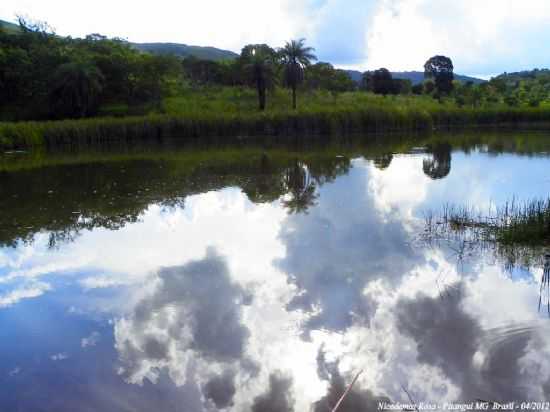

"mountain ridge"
[131, 42, 239, 61]
[346, 70, 485, 85]
[0, 18, 21, 33]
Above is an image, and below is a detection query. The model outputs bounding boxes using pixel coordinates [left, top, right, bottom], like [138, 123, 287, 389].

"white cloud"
[0, 282, 51, 308]
[0, 0, 314, 51]
[50, 352, 69, 361]
[2, 0, 550, 74]
[366, 0, 550, 74]
[81, 331, 100, 348]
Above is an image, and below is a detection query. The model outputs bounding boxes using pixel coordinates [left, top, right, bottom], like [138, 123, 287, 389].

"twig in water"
[401, 384, 419, 412]
[331, 370, 363, 412]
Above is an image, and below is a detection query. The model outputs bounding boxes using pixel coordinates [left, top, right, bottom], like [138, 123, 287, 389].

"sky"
[1, 0, 550, 77]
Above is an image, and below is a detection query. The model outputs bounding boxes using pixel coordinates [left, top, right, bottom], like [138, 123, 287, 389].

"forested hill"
[0, 19, 21, 33]
[1, 19, 238, 61]
[346, 70, 485, 85]
[494, 69, 550, 82]
[132, 42, 238, 61]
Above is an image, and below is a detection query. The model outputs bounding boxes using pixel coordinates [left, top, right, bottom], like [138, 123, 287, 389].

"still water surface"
[1, 132, 550, 411]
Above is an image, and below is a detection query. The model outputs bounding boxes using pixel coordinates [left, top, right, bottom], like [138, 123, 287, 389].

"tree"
[424, 55, 454, 95]
[422, 143, 452, 180]
[281, 160, 318, 214]
[411, 83, 423, 95]
[240, 44, 278, 110]
[279, 39, 317, 109]
[393, 79, 412, 95]
[49, 60, 105, 118]
[423, 79, 436, 95]
[305, 63, 355, 94]
[373, 154, 393, 170]
[363, 68, 395, 95]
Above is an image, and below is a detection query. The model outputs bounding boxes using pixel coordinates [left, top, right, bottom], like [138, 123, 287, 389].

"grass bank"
[3, 88, 550, 149]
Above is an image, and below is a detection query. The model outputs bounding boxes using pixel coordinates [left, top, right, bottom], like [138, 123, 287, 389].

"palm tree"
[281, 160, 318, 214]
[240, 44, 278, 111]
[279, 39, 316, 109]
[49, 60, 105, 118]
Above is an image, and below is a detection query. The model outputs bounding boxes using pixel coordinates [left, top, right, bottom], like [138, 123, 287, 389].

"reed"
[3, 88, 550, 149]
[426, 199, 550, 246]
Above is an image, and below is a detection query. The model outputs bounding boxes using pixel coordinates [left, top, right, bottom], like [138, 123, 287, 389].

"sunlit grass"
[3, 87, 550, 149]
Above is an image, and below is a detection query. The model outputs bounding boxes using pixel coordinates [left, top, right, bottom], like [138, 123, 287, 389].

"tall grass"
[3, 88, 550, 149]
[426, 199, 550, 246]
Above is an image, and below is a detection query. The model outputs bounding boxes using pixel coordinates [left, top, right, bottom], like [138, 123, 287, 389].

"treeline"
[361, 63, 550, 109]
[2, 17, 550, 127]
[0, 18, 182, 120]
[0, 19, 352, 120]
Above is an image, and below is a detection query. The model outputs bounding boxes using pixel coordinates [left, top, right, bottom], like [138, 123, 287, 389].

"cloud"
[0, 282, 51, 308]
[81, 331, 100, 348]
[50, 353, 69, 361]
[251, 372, 295, 412]
[366, 0, 550, 75]
[277, 160, 423, 335]
[0, 0, 314, 51]
[312, 359, 390, 412]
[394, 282, 550, 402]
[114, 248, 251, 386]
[8, 367, 20, 377]
[203, 369, 237, 409]
[306, 0, 377, 66]
[3, 0, 550, 73]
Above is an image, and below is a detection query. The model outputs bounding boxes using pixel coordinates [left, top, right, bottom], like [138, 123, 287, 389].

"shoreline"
[2, 106, 550, 150]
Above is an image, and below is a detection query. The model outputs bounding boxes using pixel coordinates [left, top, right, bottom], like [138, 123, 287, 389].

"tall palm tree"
[281, 160, 318, 214]
[49, 60, 105, 118]
[240, 44, 278, 111]
[279, 39, 316, 109]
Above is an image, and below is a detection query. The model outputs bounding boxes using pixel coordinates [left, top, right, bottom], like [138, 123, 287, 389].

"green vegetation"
[0, 19, 20, 33]
[426, 199, 550, 247]
[279, 38, 317, 109]
[3, 17, 550, 148]
[6, 89, 550, 149]
[132, 42, 238, 61]
[3, 129, 550, 250]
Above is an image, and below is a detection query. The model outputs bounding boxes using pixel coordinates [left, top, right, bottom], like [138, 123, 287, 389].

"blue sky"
[1, 0, 550, 76]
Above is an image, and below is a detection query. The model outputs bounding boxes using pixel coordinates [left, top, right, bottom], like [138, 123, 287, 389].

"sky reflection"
[1, 139, 550, 410]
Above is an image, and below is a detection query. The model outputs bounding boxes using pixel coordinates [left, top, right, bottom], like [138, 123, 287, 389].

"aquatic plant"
[426, 199, 550, 246]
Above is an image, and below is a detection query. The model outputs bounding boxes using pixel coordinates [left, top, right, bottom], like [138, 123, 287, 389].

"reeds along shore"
[426, 199, 550, 246]
[4, 91, 550, 149]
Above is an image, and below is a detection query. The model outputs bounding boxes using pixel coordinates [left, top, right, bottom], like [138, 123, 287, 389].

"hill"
[346, 70, 485, 85]
[0, 19, 21, 33]
[493, 69, 550, 82]
[0, 19, 238, 61]
[132, 42, 238, 61]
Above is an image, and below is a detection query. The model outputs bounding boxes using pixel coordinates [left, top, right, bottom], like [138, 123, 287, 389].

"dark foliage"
[424, 55, 454, 95]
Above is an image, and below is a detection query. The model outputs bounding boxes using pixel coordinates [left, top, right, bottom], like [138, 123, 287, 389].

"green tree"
[371, 68, 394, 95]
[49, 60, 105, 118]
[423, 143, 452, 180]
[279, 39, 317, 109]
[411, 83, 423, 95]
[281, 160, 318, 214]
[424, 55, 454, 95]
[305, 63, 355, 94]
[240, 44, 278, 110]
[423, 79, 436, 95]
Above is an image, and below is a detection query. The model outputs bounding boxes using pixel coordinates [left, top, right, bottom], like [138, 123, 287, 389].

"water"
[1, 131, 550, 411]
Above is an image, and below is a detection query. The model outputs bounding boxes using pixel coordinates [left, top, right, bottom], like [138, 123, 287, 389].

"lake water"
[1, 131, 550, 411]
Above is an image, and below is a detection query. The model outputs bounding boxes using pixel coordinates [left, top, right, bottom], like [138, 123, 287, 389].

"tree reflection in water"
[281, 160, 319, 214]
[423, 143, 452, 180]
